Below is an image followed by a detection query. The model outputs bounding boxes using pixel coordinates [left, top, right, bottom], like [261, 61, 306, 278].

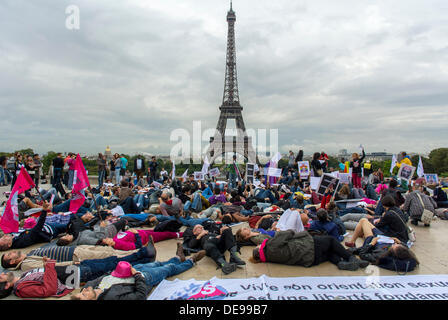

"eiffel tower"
[206, 2, 257, 164]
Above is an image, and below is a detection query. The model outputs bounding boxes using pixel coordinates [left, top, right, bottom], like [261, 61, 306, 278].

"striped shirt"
[27, 246, 76, 262]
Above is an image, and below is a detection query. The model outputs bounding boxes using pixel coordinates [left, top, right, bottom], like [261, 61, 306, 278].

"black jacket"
[134, 158, 146, 172]
[12, 210, 51, 248]
[374, 207, 409, 243]
[350, 150, 366, 175]
[85, 273, 149, 300]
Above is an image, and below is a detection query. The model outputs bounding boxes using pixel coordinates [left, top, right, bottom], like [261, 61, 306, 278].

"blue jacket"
[309, 220, 344, 242]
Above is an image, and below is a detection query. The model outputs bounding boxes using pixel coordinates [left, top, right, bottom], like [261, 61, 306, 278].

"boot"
[176, 242, 185, 262]
[216, 257, 237, 275]
[190, 250, 206, 264]
[229, 246, 246, 268]
[349, 255, 369, 268]
[337, 257, 359, 271]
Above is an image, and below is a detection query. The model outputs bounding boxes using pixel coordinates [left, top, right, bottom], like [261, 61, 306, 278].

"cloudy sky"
[1, 0, 447, 157]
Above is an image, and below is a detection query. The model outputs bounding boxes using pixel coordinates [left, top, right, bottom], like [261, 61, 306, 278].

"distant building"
[105, 146, 112, 161]
[365, 152, 393, 162]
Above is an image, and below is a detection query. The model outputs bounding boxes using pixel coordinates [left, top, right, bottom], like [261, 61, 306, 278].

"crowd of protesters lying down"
[0, 150, 447, 299]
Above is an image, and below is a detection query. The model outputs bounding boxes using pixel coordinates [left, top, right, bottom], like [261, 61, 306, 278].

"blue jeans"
[123, 213, 149, 221]
[0, 167, 5, 185]
[133, 194, 148, 212]
[98, 170, 106, 187]
[134, 257, 193, 287]
[229, 173, 237, 189]
[79, 247, 153, 283]
[184, 192, 202, 212]
[68, 170, 75, 189]
[53, 199, 88, 216]
[338, 207, 366, 217]
[115, 168, 121, 184]
[154, 215, 210, 227]
[90, 195, 108, 210]
[47, 223, 68, 237]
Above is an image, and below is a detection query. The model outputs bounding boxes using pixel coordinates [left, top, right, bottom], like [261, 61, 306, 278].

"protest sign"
[339, 173, 351, 184]
[397, 164, 416, 182]
[194, 171, 204, 181]
[245, 163, 255, 184]
[424, 174, 439, 185]
[316, 173, 340, 196]
[310, 177, 320, 191]
[148, 274, 448, 301]
[209, 167, 220, 177]
[297, 161, 310, 178]
[267, 167, 282, 177]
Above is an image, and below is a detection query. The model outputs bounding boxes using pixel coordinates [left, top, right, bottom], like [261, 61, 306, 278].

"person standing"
[148, 156, 158, 184]
[350, 148, 366, 189]
[288, 151, 295, 170]
[228, 155, 239, 190]
[109, 157, 116, 184]
[66, 153, 76, 190]
[11, 154, 25, 190]
[114, 154, 122, 184]
[32, 154, 42, 187]
[97, 153, 106, 187]
[120, 154, 128, 183]
[52, 153, 65, 196]
[311, 152, 323, 177]
[0, 156, 7, 186]
[134, 155, 145, 181]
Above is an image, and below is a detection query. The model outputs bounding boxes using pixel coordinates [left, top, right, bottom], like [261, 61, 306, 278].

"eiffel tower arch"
[206, 2, 257, 165]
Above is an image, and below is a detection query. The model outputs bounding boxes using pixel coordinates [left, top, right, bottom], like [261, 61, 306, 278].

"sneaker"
[411, 219, 419, 226]
[144, 235, 156, 261]
[424, 223, 430, 227]
[176, 242, 185, 262]
[337, 261, 359, 271]
[191, 250, 206, 263]
[221, 262, 237, 275]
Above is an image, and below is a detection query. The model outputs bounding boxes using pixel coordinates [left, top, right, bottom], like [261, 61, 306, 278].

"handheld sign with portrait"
[193, 171, 204, 181]
[424, 174, 439, 185]
[245, 163, 255, 184]
[397, 164, 416, 182]
[316, 173, 340, 196]
[209, 167, 220, 178]
[338, 173, 351, 185]
[297, 161, 310, 179]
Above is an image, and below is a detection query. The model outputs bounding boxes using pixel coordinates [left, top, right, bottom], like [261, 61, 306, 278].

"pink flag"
[0, 168, 35, 233]
[72, 154, 90, 192]
[69, 189, 86, 214]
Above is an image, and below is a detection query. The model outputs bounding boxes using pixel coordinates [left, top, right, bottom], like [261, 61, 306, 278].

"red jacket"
[14, 261, 73, 299]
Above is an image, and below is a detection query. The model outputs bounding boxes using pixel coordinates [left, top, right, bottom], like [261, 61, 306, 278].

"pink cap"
[23, 218, 37, 229]
[111, 261, 133, 278]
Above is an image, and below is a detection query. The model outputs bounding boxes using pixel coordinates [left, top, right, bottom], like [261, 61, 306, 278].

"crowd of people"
[0, 148, 447, 300]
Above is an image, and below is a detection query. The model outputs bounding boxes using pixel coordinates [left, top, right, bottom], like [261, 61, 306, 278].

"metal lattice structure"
[207, 2, 257, 164]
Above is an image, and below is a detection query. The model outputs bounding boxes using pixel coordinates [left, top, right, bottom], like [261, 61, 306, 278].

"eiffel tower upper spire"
[222, 0, 240, 108]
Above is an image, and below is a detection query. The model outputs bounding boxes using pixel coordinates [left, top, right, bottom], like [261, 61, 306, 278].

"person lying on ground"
[250, 230, 369, 271]
[100, 228, 183, 251]
[0, 242, 157, 299]
[71, 246, 206, 300]
[0, 202, 68, 251]
[345, 195, 410, 247]
[183, 224, 245, 275]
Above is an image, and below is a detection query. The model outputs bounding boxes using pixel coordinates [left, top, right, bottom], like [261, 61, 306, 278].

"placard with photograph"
[316, 173, 340, 196]
[209, 167, 220, 177]
[339, 173, 351, 184]
[397, 164, 416, 182]
[245, 163, 255, 184]
[424, 174, 439, 185]
[193, 171, 204, 181]
[297, 161, 310, 178]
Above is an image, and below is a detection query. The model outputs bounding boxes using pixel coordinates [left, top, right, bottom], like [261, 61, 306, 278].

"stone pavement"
[1, 184, 447, 300]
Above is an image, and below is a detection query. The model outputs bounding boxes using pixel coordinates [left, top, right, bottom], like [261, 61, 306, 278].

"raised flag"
[181, 169, 188, 180]
[201, 156, 210, 175]
[69, 189, 86, 214]
[417, 156, 425, 177]
[390, 154, 398, 175]
[0, 168, 35, 233]
[171, 161, 176, 180]
[72, 154, 90, 192]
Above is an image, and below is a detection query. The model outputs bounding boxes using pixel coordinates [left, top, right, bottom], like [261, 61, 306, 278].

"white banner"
[267, 167, 282, 177]
[149, 274, 448, 301]
[209, 168, 220, 177]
